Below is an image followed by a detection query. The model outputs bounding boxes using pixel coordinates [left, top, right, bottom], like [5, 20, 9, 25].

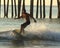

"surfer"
[15, 10, 37, 34]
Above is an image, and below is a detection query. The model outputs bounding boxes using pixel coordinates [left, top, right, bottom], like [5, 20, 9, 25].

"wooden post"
[18, 0, 21, 18]
[0, 0, 1, 8]
[57, 0, 59, 8]
[4, 0, 6, 18]
[22, 0, 25, 11]
[43, 0, 45, 18]
[49, 0, 52, 19]
[0, 0, 1, 17]
[14, 0, 17, 18]
[57, 0, 59, 18]
[57, 0, 60, 18]
[40, 0, 42, 18]
[36, 0, 39, 18]
[11, 0, 13, 18]
[6, 0, 9, 18]
[30, 0, 34, 17]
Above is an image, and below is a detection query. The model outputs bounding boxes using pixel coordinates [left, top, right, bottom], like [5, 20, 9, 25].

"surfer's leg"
[20, 24, 24, 34]
[23, 21, 30, 32]
[20, 21, 30, 34]
[23, 21, 30, 28]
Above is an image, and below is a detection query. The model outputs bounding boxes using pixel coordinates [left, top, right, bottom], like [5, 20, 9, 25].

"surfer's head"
[22, 9, 26, 14]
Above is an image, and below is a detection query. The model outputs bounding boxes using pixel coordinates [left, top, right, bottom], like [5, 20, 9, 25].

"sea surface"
[0, 18, 60, 48]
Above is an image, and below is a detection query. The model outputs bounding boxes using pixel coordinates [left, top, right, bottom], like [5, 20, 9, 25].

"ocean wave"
[0, 30, 60, 42]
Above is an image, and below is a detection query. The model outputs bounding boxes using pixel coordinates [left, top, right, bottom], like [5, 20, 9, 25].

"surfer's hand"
[34, 20, 37, 23]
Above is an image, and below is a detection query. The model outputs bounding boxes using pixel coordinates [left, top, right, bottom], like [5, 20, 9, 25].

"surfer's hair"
[22, 9, 26, 13]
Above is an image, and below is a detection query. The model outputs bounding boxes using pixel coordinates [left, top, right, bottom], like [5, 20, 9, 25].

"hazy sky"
[1, 0, 57, 6]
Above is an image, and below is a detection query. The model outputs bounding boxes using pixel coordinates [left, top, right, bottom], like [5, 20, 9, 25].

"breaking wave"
[0, 23, 60, 42]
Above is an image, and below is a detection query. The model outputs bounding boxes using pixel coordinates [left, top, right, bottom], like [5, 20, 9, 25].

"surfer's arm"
[31, 17, 37, 23]
[28, 13, 37, 22]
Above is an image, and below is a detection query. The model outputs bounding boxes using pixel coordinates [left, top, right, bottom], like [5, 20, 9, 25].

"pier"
[0, 0, 60, 19]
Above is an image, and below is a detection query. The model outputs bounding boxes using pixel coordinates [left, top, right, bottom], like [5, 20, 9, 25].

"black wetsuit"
[21, 13, 30, 29]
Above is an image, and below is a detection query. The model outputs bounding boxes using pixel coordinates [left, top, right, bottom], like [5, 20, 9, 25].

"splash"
[25, 22, 47, 32]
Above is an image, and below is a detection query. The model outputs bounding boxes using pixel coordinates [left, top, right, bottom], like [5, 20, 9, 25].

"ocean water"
[0, 5, 58, 18]
[0, 6, 60, 48]
[0, 18, 60, 48]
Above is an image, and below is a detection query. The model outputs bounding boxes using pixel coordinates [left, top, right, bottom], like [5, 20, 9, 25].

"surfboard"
[0, 30, 26, 41]
[13, 29, 20, 35]
[13, 29, 24, 38]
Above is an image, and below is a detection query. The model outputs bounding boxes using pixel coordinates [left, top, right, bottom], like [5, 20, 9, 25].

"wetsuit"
[20, 13, 30, 33]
